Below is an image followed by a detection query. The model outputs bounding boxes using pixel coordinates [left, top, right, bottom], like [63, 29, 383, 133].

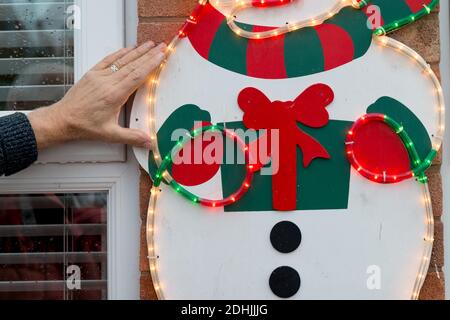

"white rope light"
[224, 0, 361, 39]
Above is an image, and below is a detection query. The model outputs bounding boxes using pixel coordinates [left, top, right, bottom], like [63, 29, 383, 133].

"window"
[0, 0, 74, 111]
[0, 192, 108, 300]
[0, 0, 126, 163]
[0, 163, 141, 300]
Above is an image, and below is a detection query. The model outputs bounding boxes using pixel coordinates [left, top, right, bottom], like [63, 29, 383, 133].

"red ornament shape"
[172, 122, 223, 187]
[351, 120, 411, 179]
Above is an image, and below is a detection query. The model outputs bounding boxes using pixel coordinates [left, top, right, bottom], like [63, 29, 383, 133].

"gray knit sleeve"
[0, 113, 38, 176]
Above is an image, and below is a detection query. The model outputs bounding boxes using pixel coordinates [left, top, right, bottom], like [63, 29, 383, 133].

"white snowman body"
[132, 1, 442, 299]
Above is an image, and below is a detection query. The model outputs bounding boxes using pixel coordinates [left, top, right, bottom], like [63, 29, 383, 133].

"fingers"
[110, 126, 154, 149]
[93, 41, 156, 72]
[113, 41, 156, 69]
[93, 47, 134, 71]
[113, 43, 167, 94]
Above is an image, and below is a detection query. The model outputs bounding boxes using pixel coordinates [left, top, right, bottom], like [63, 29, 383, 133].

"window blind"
[0, 0, 74, 111]
[0, 193, 108, 300]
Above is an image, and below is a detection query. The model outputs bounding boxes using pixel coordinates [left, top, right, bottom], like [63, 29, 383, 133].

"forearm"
[0, 113, 38, 176]
[27, 103, 73, 151]
[0, 105, 70, 176]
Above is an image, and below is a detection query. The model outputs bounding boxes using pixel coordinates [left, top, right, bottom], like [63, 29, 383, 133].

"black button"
[270, 221, 302, 253]
[269, 266, 301, 298]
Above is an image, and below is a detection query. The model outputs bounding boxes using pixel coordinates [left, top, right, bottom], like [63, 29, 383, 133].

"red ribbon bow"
[238, 84, 334, 211]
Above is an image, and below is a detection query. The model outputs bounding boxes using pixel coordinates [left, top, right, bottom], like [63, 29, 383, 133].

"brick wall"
[137, 0, 445, 300]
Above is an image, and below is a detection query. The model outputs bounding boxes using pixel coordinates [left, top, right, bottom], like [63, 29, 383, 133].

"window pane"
[0, 192, 108, 300]
[0, 0, 74, 111]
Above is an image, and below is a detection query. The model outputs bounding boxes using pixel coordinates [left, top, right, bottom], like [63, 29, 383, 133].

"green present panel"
[220, 121, 353, 212]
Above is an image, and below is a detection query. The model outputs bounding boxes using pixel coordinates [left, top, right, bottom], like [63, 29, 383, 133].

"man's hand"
[28, 41, 166, 150]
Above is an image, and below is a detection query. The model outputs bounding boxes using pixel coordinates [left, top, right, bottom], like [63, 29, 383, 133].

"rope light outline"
[153, 124, 255, 208]
[345, 113, 438, 184]
[225, 0, 364, 39]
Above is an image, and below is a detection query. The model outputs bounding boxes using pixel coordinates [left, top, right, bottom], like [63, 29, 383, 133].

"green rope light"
[384, 115, 437, 182]
[373, 0, 439, 36]
[346, 113, 437, 184]
[153, 124, 255, 208]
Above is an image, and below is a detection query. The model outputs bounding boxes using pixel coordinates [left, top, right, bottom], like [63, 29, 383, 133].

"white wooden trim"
[74, 0, 125, 81]
[439, 1, 450, 299]
[125, 0, 138, 48]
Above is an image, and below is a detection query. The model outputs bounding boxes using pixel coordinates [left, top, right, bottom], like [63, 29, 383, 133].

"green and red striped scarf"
[186, 1, 436, 79]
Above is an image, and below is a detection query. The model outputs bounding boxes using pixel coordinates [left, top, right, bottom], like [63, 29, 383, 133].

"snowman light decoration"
[131, 0, 445, 299]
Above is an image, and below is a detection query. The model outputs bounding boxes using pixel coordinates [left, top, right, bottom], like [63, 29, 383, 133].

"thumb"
[111, 126, 153, 149]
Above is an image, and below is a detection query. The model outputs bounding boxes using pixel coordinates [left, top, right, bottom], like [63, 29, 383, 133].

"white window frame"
[0, 0, 127, 164]
[439, 0, 450, 299]
[0, 158, 141, 300]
